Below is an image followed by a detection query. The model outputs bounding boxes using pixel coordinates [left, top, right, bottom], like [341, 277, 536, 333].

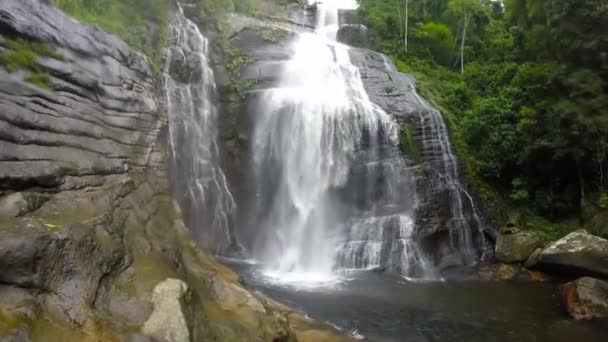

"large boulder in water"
[532, 230, 608, 278]
[495, 230, 549, 263]
[562, 277, 608, 320]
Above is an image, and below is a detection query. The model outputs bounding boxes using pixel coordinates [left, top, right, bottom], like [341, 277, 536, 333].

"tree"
[447, 0, 487, 73]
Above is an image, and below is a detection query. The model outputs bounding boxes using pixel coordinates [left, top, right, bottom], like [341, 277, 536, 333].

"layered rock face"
[348, 46, 493, 272]
[0, 1, 355, 341]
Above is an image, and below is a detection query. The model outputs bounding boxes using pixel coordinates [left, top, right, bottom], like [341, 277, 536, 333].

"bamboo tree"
[405, 0, 409, 52]
[459, 7, 469, 73]
[395, 0, 404, 51]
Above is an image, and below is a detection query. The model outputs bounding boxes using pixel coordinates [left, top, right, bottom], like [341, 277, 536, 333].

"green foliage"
[398, 123, 421, 163]
[358, 0, 608, 230]
[25, 72, 52, 90]
[0, 47, 38, 72]
[599, 193, 608, 209]
[262, 28, 288, 43]
[509, 178, 529, 203]
[414, 22, 455, 65]
[184, 0, 255, 25]
[51, 0, 170, 73]
[0, 38, 63, 89]
[0, 38, 64, 71]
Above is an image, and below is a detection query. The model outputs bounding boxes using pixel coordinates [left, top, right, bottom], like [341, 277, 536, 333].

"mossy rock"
[398, 122, 421, 163]
[495, 230, 549, 263]
[0, 37, 63, 89]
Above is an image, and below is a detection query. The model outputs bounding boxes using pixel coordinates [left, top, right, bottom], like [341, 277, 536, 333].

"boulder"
[495, 230, 548, 263]
[141, 278, 190, 342]
[534, 230, 608, 278]
[0, 219, 53, 287]
[337, 24, 370, 48]
[209, 276, 267, 326]
[562, 277, 608, 320]
[0, 193, 48, 217]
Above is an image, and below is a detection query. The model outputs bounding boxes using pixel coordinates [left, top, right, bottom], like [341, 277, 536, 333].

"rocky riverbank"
[492, 226, 608, 320]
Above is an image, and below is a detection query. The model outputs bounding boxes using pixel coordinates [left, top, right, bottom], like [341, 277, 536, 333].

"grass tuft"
[51, 0, 169, 74]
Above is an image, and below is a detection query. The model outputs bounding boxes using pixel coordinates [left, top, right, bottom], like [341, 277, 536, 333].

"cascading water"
[252, 0, 433, 283]
[411, 89, 489, 265]
[163, 7, 243, 257]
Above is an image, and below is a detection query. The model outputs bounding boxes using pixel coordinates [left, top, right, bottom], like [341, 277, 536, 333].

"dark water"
[223, 260, 608, 342]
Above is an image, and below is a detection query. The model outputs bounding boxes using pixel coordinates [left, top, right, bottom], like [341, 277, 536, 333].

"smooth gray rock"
[535, 230, 608, 278]
[142, 278, 191, 342]
[337, 24, 370, 48]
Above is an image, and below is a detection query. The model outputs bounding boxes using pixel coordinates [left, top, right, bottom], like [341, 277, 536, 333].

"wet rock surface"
[337, 24, 370, 48]
[349, 47, 493, 272]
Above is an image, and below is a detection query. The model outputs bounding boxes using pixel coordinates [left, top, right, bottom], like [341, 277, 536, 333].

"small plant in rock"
[599, 193, 608, 209]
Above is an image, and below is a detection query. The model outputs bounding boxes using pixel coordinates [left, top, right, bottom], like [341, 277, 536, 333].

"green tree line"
[357, 0, 608, 226]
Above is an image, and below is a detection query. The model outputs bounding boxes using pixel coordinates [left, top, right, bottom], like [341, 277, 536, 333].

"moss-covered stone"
[0, 37, 63, 89]
[0, 308, 24, 338]
[495, 230, 549, 263]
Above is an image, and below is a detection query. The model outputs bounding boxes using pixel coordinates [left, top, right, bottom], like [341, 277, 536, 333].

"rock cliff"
[0, 1, 355, 341]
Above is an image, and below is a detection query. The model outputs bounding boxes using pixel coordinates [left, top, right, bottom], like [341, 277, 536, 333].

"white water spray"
[252, 1, 431, 285]
[163, 7, 242, 256]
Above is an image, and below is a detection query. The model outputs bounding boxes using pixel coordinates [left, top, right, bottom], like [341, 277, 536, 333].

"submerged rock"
[142, 279, 190, 342]
[533, 230, 608, 278]
[562, 277, 608, 320]
[479, 263, 518, 281]
[495, 230, 548, 263]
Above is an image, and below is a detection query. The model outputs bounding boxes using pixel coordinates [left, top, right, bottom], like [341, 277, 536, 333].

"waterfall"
[411, 87, 489, 265]
[252, 0, 433, 282]
[163, 7, 244, 257]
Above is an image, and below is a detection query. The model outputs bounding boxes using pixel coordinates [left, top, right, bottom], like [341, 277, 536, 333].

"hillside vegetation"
[356, 0, 608, 236]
